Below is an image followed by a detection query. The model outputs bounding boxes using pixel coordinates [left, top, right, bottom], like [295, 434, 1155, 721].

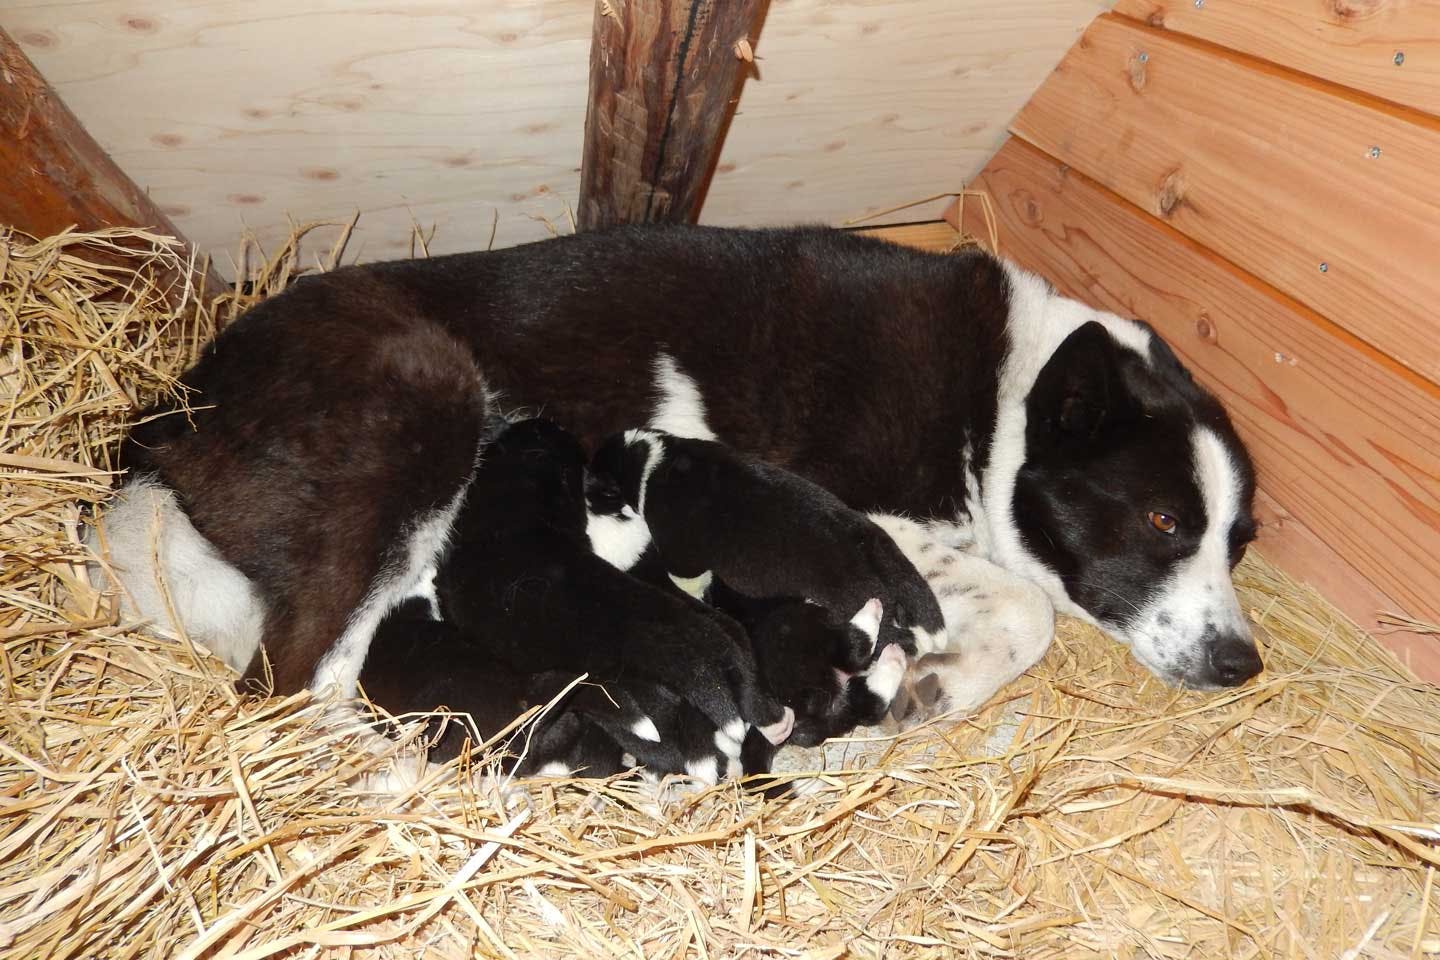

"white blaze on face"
[1125, 426, 1252, 683]
[649, 353, 717, 440]
[622, 428, 664, 517]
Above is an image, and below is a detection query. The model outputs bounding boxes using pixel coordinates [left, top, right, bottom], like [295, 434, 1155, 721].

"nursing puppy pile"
[365, 419, 951, 785]
[87, 223, 1265, 792]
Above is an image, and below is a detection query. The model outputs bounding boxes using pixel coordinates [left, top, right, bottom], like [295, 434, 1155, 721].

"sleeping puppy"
[360, 598, 629, 775]
[711, 583, 903, 746]
[434, 419, 794, 756]
[588, 429, 946, 656]
[720, 589, 907, 795]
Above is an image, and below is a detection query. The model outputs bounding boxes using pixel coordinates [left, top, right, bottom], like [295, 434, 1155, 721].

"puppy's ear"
[1026, 321, 1137, 452]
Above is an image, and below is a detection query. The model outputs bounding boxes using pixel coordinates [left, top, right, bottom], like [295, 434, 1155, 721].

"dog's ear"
[1026, 321, 1136, 451]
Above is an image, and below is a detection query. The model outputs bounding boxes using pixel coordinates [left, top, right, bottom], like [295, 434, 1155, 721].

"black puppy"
[434, 419, 794, 758]
[712, 584, 905, 748]
[589, 429, 945, 655]
[361, 599, 629, 775]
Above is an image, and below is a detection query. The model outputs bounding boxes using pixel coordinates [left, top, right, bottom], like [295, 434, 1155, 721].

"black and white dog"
[88, 224, 1261, 697]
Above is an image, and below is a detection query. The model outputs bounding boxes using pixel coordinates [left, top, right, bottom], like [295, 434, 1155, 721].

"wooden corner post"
[578, 0, 765, 231]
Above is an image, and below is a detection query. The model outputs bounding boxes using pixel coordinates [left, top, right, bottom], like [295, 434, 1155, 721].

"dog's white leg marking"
[536, 761, 572, 778]
[863, 644, 906, 702]
[685, 755, 720, 786]
[850, 598, 883, 657]
[714, 728, 743, 760]
[586, 504, 652, 570]
[631, 716, 662, 743]
[649, 353, 717, 440]
[411, 563, 441, 619]
[313, 483, 468, 697]
[85, 475, 265, 672]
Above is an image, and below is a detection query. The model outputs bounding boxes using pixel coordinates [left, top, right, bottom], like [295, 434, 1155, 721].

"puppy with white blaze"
[587, 428, 946, 656]
[88, 224, 1261, 696]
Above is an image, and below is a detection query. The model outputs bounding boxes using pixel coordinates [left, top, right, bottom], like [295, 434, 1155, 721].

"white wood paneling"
[4, 0, 1108, 277]
[703, 0, 1111, 228]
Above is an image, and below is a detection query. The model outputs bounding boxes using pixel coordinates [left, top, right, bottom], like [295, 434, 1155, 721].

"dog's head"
[997, 315, 1261, 689]
[477, 418, 589, 532]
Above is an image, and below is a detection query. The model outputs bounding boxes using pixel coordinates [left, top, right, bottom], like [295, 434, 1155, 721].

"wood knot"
[1017, 190, 1043, 227]
[1331, 0, 1381, 21]
[1156, 168, 1186, 217]
[1128, 52, 1148, 92]
[1194, 314, 1216, 343]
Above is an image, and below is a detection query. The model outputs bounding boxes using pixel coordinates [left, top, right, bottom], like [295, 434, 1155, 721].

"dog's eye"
[1147, 511, 1178, 535]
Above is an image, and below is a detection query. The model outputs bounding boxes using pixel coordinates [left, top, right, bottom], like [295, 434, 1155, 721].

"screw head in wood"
[1394, 51, 1405, 66]
[1368, 146, 1382, 158]
[1193, 0, 1204, 7]
[1138, 51, 1149, 62]
[1318, 262, 1329, 273]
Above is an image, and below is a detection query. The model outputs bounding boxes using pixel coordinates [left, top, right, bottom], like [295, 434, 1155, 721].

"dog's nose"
[1207, 634, 1263, 686]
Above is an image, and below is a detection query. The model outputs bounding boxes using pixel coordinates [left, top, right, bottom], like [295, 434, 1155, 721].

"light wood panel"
[701, 0, 1112, 229]
[2, 0, 1110, 276]
[1113, 0, 1440, 115]
[0, 27, 224, 298]
[964, 138, 1440, 675]
[1, 1, 597, 278]
[1012, 14, 1440, 382]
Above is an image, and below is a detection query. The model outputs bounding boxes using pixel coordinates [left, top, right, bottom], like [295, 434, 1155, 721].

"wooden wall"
[2, 0, 1108, 278]
[959, 5, 1440, 680]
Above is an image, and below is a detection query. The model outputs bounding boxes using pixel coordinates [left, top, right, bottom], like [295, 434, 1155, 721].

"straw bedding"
[2, 226, 1437, 959]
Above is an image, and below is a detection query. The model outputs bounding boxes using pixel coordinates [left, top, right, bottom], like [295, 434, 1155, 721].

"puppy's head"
[482, 418, 588, 530]
[1007, 319, 1261, 689]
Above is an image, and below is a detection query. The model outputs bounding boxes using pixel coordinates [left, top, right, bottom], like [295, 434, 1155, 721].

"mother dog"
[92, 224, 1261, 696]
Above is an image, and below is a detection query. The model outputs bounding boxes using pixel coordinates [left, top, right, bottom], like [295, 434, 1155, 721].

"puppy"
[588, 429, 946, 655]
[434, 419, 794, 755]
[360, 598, 628, 775]
[714, 586, 906, 746]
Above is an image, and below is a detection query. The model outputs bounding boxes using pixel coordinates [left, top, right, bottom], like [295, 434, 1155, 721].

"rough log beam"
[0, 27, 222, 295]
[578, 0, 764, 230]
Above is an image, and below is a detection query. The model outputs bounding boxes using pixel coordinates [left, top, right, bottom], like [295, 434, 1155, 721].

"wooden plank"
[1011, 14, 1440, 382]
[1113, 0, 1440, 116]
[578, 0, 765, 229]
[700, 0, 1110, 231]
[963, 138, 1440, 669]
[0, 27, 220, 295]
[851, 220, 966, 253]
[1252, 490, 1437, 682]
